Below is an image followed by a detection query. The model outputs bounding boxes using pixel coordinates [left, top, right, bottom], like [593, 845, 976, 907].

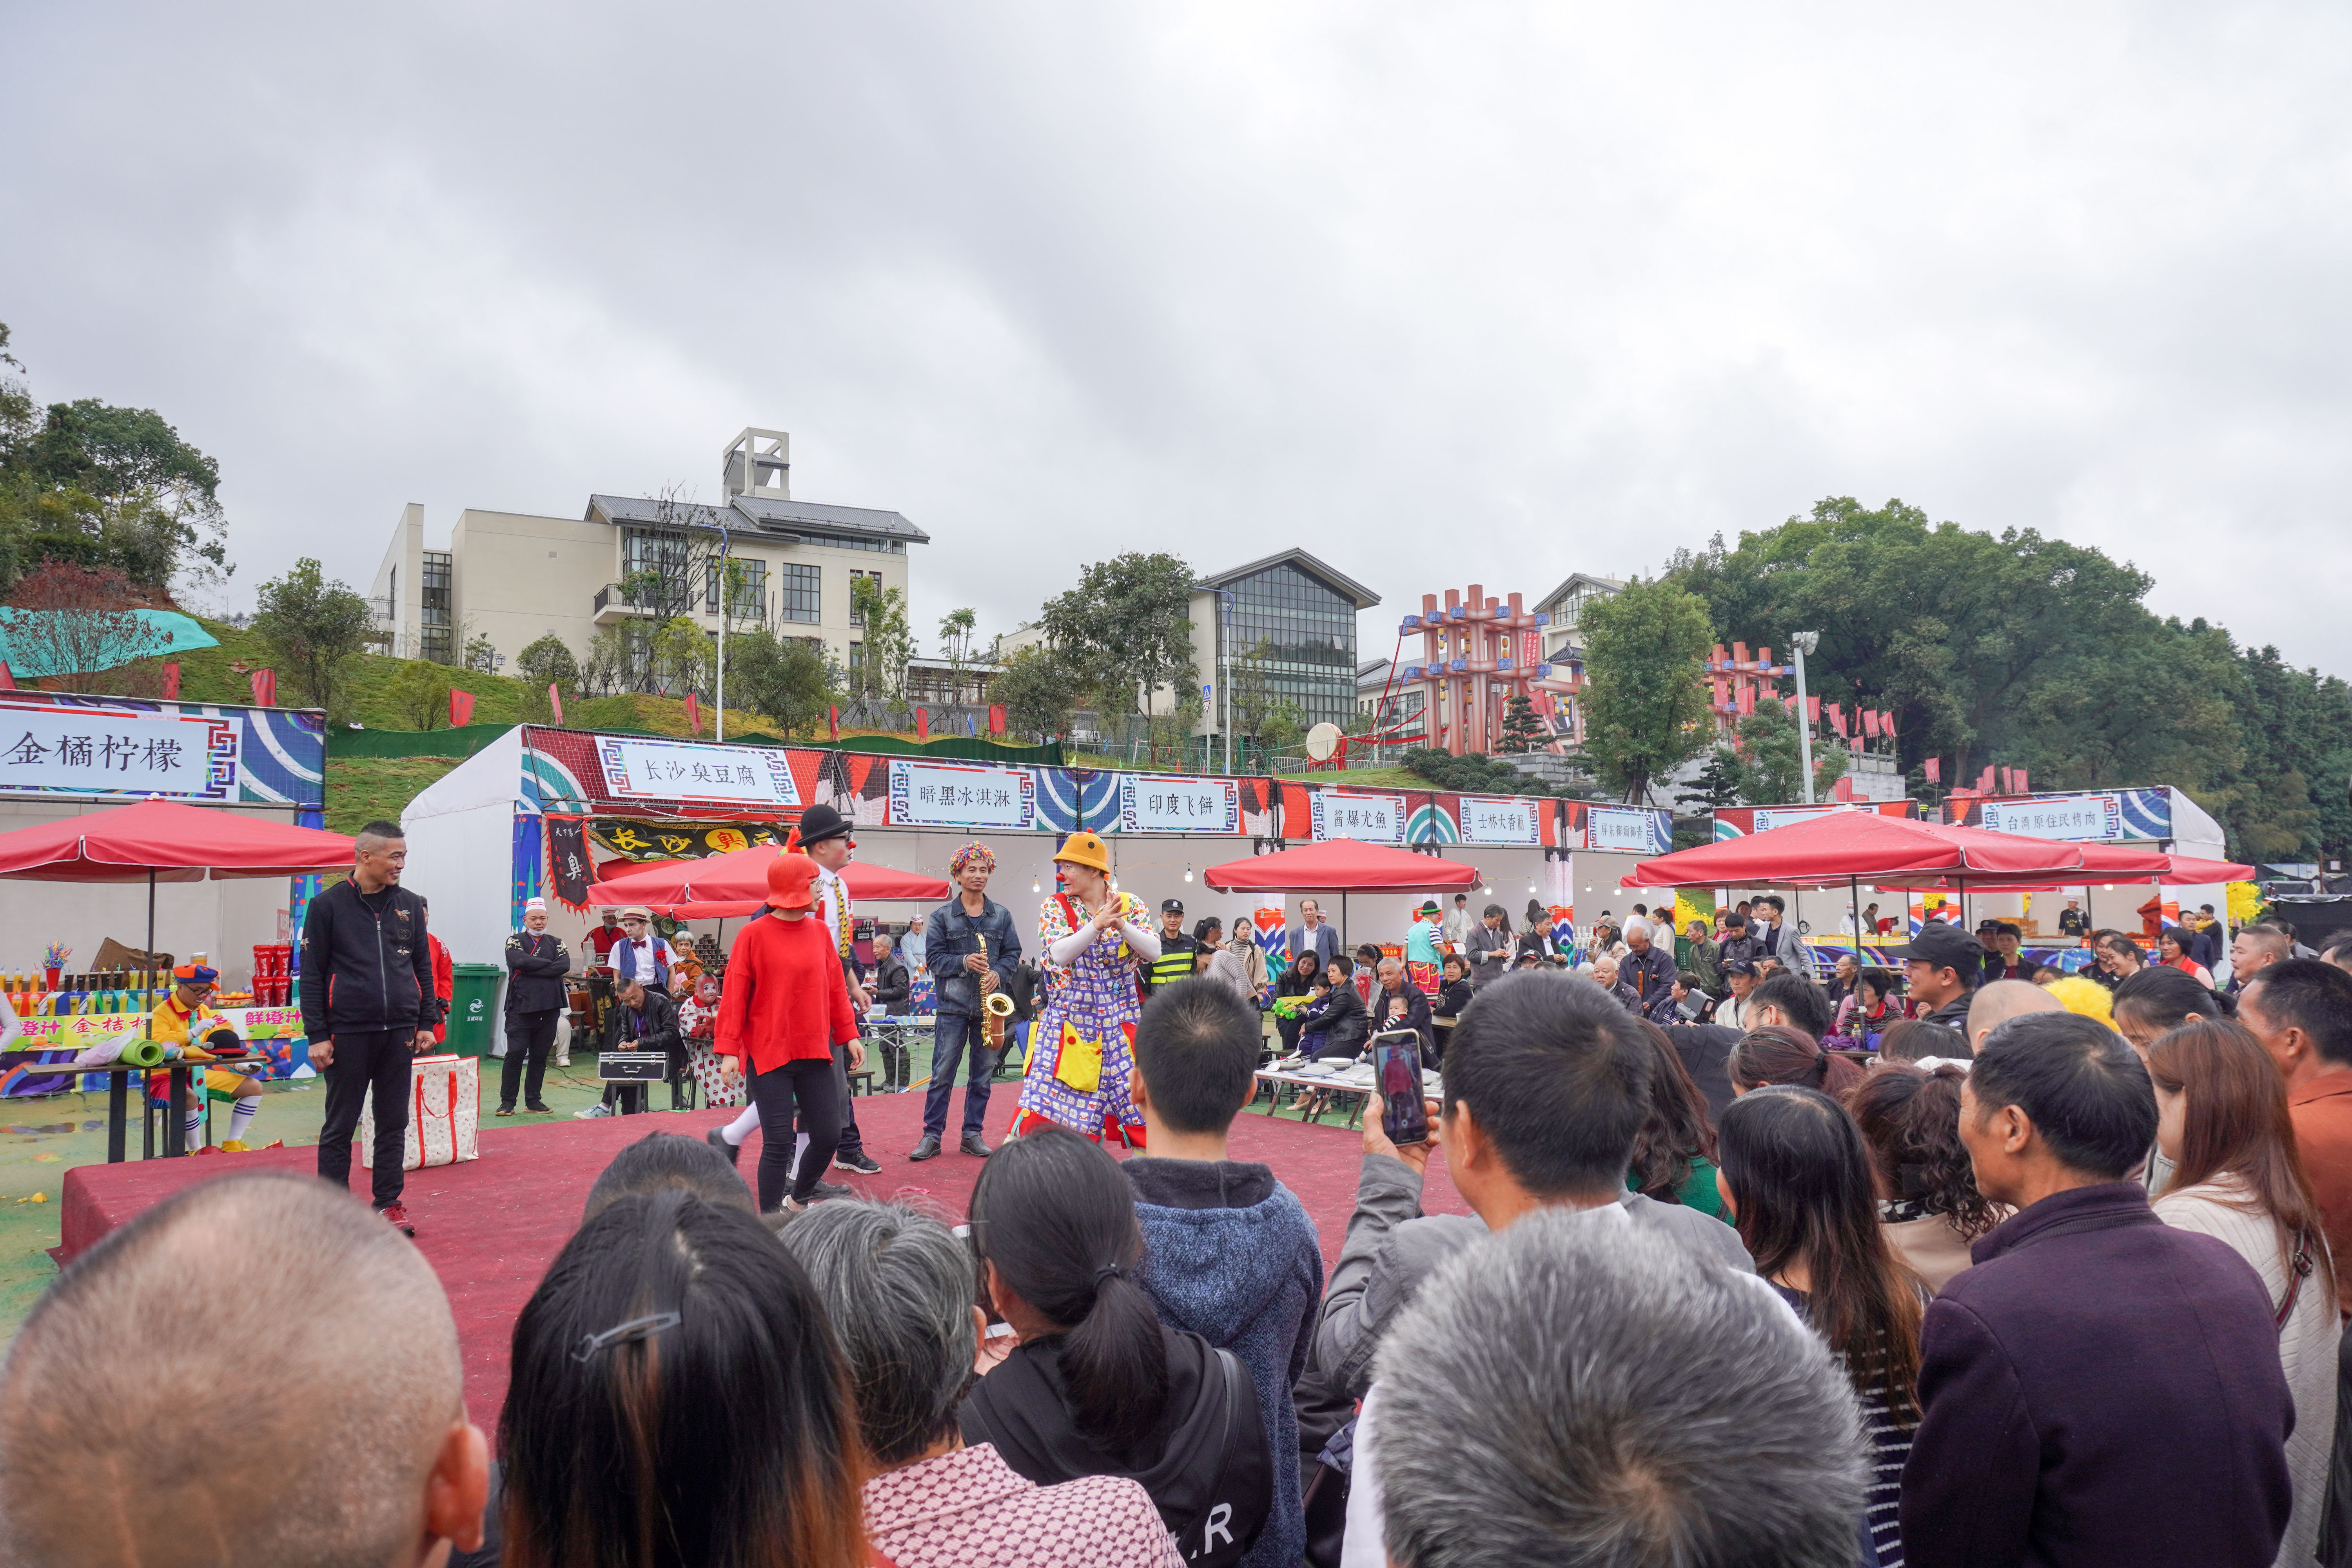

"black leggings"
[499, 1010, 559, 1108]
[751, 1056, 842, 1211]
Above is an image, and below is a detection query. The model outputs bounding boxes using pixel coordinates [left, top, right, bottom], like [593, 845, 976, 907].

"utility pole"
[1791, 631, 1821, 804]
[1221, 590, 1234, 775]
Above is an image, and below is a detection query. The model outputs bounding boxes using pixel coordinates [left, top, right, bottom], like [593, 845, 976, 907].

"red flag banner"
[915, 707, 929, 740]
[160, 661, 180, 699]
[449, 689, 475, 728]
[0, 661, 13, 690]
[1862, 709, 1880, 738]
[1977, 765, 1996, 793]
[1806, 695, 1820, 724]
[685, 691, 702, 734]
[1880, 709, 1898, 736]
[1828, 704, 1847, 737]
[1737, 684, 1755, 715]
[2016, 768, 2029, 792]
[549, 683, 565, 725]
[249, 668, 276, 706]
[1999, 766, 2013, 793]
[828, 704, 840, 741]
[988, 704, 1005, 735]
[1924, 757, 1941, 784]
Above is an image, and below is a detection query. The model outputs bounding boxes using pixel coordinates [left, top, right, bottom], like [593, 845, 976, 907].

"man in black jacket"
[599, 976, 682, 1114]
[301, 820, 443, 1235]
[867, 933, 914, 1092]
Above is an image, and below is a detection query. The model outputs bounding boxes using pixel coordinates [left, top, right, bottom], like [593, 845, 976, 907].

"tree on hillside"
[846, 577, 913, 722]
[517, 634, 580, 700]
[387, 659, 454, 730]
[252, 558, 370, 719]
[1676, 747, 1746, 814]
[648, 617, 715, 698]
[0, 324, 231, 601]
[937, 606, 980, 703]
[0, 561, 174, 694]
[1038, 553, 1196, 721]
[993, 646, 1083, 744]
[727, 629, 838, 740]
[1577, 577, 1715, 805]
[1733, 699, 1850, 805]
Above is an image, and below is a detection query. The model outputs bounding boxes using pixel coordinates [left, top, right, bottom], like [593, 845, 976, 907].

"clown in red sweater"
[713, 853, 864, 1212]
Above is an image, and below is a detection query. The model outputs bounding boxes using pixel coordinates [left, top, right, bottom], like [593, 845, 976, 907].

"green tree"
[994, 646, 1083, 744]
[1732, 699, 1849, 805]
[1038, 553, 1196, 717]
[386, 659, 454, 730]
[517, 634, 581, 701]
[727, 629, 839, 740]
[938, 606, 979, 702]
[461, 632, 500, 673]
[1675, 746, 1746, 814]
[648, 616, 715, 696]
[0, 327, 231, 599]
[252, 557, 371, 719]
[847, 576, 913, 719]
[1577, 577, 1715, 804]
[1497, 691, 1545, 754]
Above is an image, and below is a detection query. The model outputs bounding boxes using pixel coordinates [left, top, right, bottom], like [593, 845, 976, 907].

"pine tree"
[1497, 692, 1545, 754]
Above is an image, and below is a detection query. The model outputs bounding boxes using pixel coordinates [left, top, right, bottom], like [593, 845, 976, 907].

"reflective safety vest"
[1146, 936, 1198, 991]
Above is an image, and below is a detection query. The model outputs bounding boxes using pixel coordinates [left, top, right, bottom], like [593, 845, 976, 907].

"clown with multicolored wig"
[1008, 831, 1161, 1147]
[146, 962, 269, 1152]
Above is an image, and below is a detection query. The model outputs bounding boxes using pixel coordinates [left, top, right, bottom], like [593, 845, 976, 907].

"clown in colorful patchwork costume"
[146, 963, 268, 1151]
[1007, 831, 1162, 1147]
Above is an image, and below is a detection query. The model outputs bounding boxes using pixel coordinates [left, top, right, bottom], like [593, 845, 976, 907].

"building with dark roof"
[368, 428, 926, 677]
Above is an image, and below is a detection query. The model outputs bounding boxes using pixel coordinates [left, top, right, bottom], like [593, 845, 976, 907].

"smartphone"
[1371, 1029, 1429, 1147]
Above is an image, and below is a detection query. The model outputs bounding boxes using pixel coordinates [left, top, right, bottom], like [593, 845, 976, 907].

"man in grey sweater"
[1312, 969, 1754, 1404]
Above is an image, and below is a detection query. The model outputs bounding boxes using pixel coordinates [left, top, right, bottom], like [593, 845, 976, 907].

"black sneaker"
[525, 1102, 554, 1114]
[804, 1180, 853, 1201]
[707, 1128, 740, 1168]
[833, 1150, 882, 1175]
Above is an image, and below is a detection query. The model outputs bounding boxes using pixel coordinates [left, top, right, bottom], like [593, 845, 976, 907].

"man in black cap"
[1145, 898, 1198, 993]
[709, 802, 879, 1184]
[1896, 921, 1985, 1034]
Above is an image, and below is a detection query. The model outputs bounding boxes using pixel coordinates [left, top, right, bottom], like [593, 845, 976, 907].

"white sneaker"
[574, 1104, 614, 1120]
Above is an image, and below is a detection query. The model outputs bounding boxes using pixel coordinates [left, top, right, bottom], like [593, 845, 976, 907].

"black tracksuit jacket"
[298, 878, 443, 1039]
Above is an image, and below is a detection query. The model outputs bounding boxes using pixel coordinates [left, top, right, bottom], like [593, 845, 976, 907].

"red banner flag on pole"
[0, 661, 15, 690]
[1924, 757, 1941, 784]
[685, 691, 702, 734]
[160, 661, 180, 699]
[827, 704, 840, 741]
[1806, 694, 1820, 724]
[1828, 704, 1847, 737]
[548, 682, 564, 725]
[988, 703, 1006, 735]
[1999, 766, 2013, 794]
[915, 707, 929, 740]
[2015, 768, 2029, 792]
[249, 668, 276, 706]
[1977, 765, 1996, 793]
[1880, 709, 1898, 736]
[1861, 709, 1879, 738]
[449, 689, 475, 728]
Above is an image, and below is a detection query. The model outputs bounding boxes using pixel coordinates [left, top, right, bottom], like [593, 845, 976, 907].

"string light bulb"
[1184, 864, 1194, 883]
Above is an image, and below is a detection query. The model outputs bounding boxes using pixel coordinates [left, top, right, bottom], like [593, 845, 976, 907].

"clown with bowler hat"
[1007, 830, 1161, 1146]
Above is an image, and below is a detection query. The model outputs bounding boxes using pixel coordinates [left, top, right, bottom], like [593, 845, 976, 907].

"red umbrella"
[1623, 811, 2084, 889]
[1202, 838, 1482, 893]
[586, 846, 951, 915]
[0, 797, 357, 882]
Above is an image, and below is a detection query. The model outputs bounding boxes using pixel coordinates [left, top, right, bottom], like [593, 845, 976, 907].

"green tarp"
[327, 722, 1065, 766]
[0, 608, 218, 677]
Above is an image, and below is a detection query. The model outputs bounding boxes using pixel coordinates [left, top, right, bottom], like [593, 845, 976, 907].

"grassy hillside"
[324, 755, 466, 837]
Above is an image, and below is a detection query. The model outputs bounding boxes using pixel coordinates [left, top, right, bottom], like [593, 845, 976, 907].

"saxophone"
[976, 931, 1015, 1051]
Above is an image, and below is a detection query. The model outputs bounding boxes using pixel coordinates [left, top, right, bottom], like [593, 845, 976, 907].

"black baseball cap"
[1162, 898, 1185, 914]
[1895, 924, 1986, 971]
[1722, 957, 1758, 978]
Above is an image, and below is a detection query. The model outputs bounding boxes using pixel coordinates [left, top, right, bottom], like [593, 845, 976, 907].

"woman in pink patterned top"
[780, 1199, 1181, 1568]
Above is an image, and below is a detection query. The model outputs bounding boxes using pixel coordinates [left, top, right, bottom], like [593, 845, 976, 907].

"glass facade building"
[419, 550, 453, 664]
[1217, 558, 1365, 733]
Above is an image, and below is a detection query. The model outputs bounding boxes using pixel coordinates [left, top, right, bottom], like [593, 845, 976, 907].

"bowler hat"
[793, 803, 855, 847]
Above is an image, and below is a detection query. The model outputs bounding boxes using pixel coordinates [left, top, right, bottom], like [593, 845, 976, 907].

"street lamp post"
[715, 521, 731, 742]
[1791, 631, 1821, 804]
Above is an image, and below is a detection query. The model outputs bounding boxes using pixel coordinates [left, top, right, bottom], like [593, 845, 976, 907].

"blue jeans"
[923, 1013, 997, 1142]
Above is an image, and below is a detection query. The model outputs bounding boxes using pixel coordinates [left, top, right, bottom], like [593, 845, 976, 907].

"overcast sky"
[5, 3, 2348, 677]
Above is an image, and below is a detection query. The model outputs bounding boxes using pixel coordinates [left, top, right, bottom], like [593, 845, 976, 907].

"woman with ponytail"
[1728, 1023, 1866, 1097]
[962, 1127, 1273, 1568]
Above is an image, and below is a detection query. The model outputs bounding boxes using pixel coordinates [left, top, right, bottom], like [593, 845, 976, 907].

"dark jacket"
[1900, 1181, 2294, 1568]
[1368, 982, 1436, 1065]
[606, 985, 683, 1069]
[1311, 1152, 1754, 1401]
[501, 931, 570, 1017]
[1429, 978, 1472, 1022]
[922, 897, 1021, 1019]
[1717, 931, 1765, 970]
[1660, 1022, 1739, 1121]
[962, 1325, 1272, 1568]
[1621, 942, 1679, 1023]
[298, 878, 442, 1040]
[1300, 983, 1368, 1057]
[1126, 1158, 1323, 1568]
[869, 952, 912, 1014]
[1920, 991, 1973, 1033]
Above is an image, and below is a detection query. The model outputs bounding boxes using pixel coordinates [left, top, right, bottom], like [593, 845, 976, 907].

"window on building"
[1221, 561, 1360, 733]
[420, 551, 453, 664]
[849, 569, 882, 625]
[777, 562, 821, 624]
[707, 555, 768, 620]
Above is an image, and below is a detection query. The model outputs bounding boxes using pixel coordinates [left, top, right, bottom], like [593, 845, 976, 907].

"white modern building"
[369, 428, 926, 676]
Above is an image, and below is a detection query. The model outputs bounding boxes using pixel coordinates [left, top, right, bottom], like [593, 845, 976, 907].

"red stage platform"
[59, 1091, 1465, 1424]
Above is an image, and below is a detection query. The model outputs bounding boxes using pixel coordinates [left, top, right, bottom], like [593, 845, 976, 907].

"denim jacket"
[923, 897, 1022, 1019]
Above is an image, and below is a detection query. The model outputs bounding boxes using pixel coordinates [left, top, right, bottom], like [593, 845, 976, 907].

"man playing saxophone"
[911, 842, 1022, 1161]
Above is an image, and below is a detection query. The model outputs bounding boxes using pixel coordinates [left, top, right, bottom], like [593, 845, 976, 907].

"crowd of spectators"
[11, 928, 2352, 1568]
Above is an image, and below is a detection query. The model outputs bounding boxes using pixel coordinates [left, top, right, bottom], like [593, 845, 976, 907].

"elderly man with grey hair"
[779, 1198, 1184, 1568]
[1362, 1212, 1869, 1568]
[0, 1173, 489, 1568]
